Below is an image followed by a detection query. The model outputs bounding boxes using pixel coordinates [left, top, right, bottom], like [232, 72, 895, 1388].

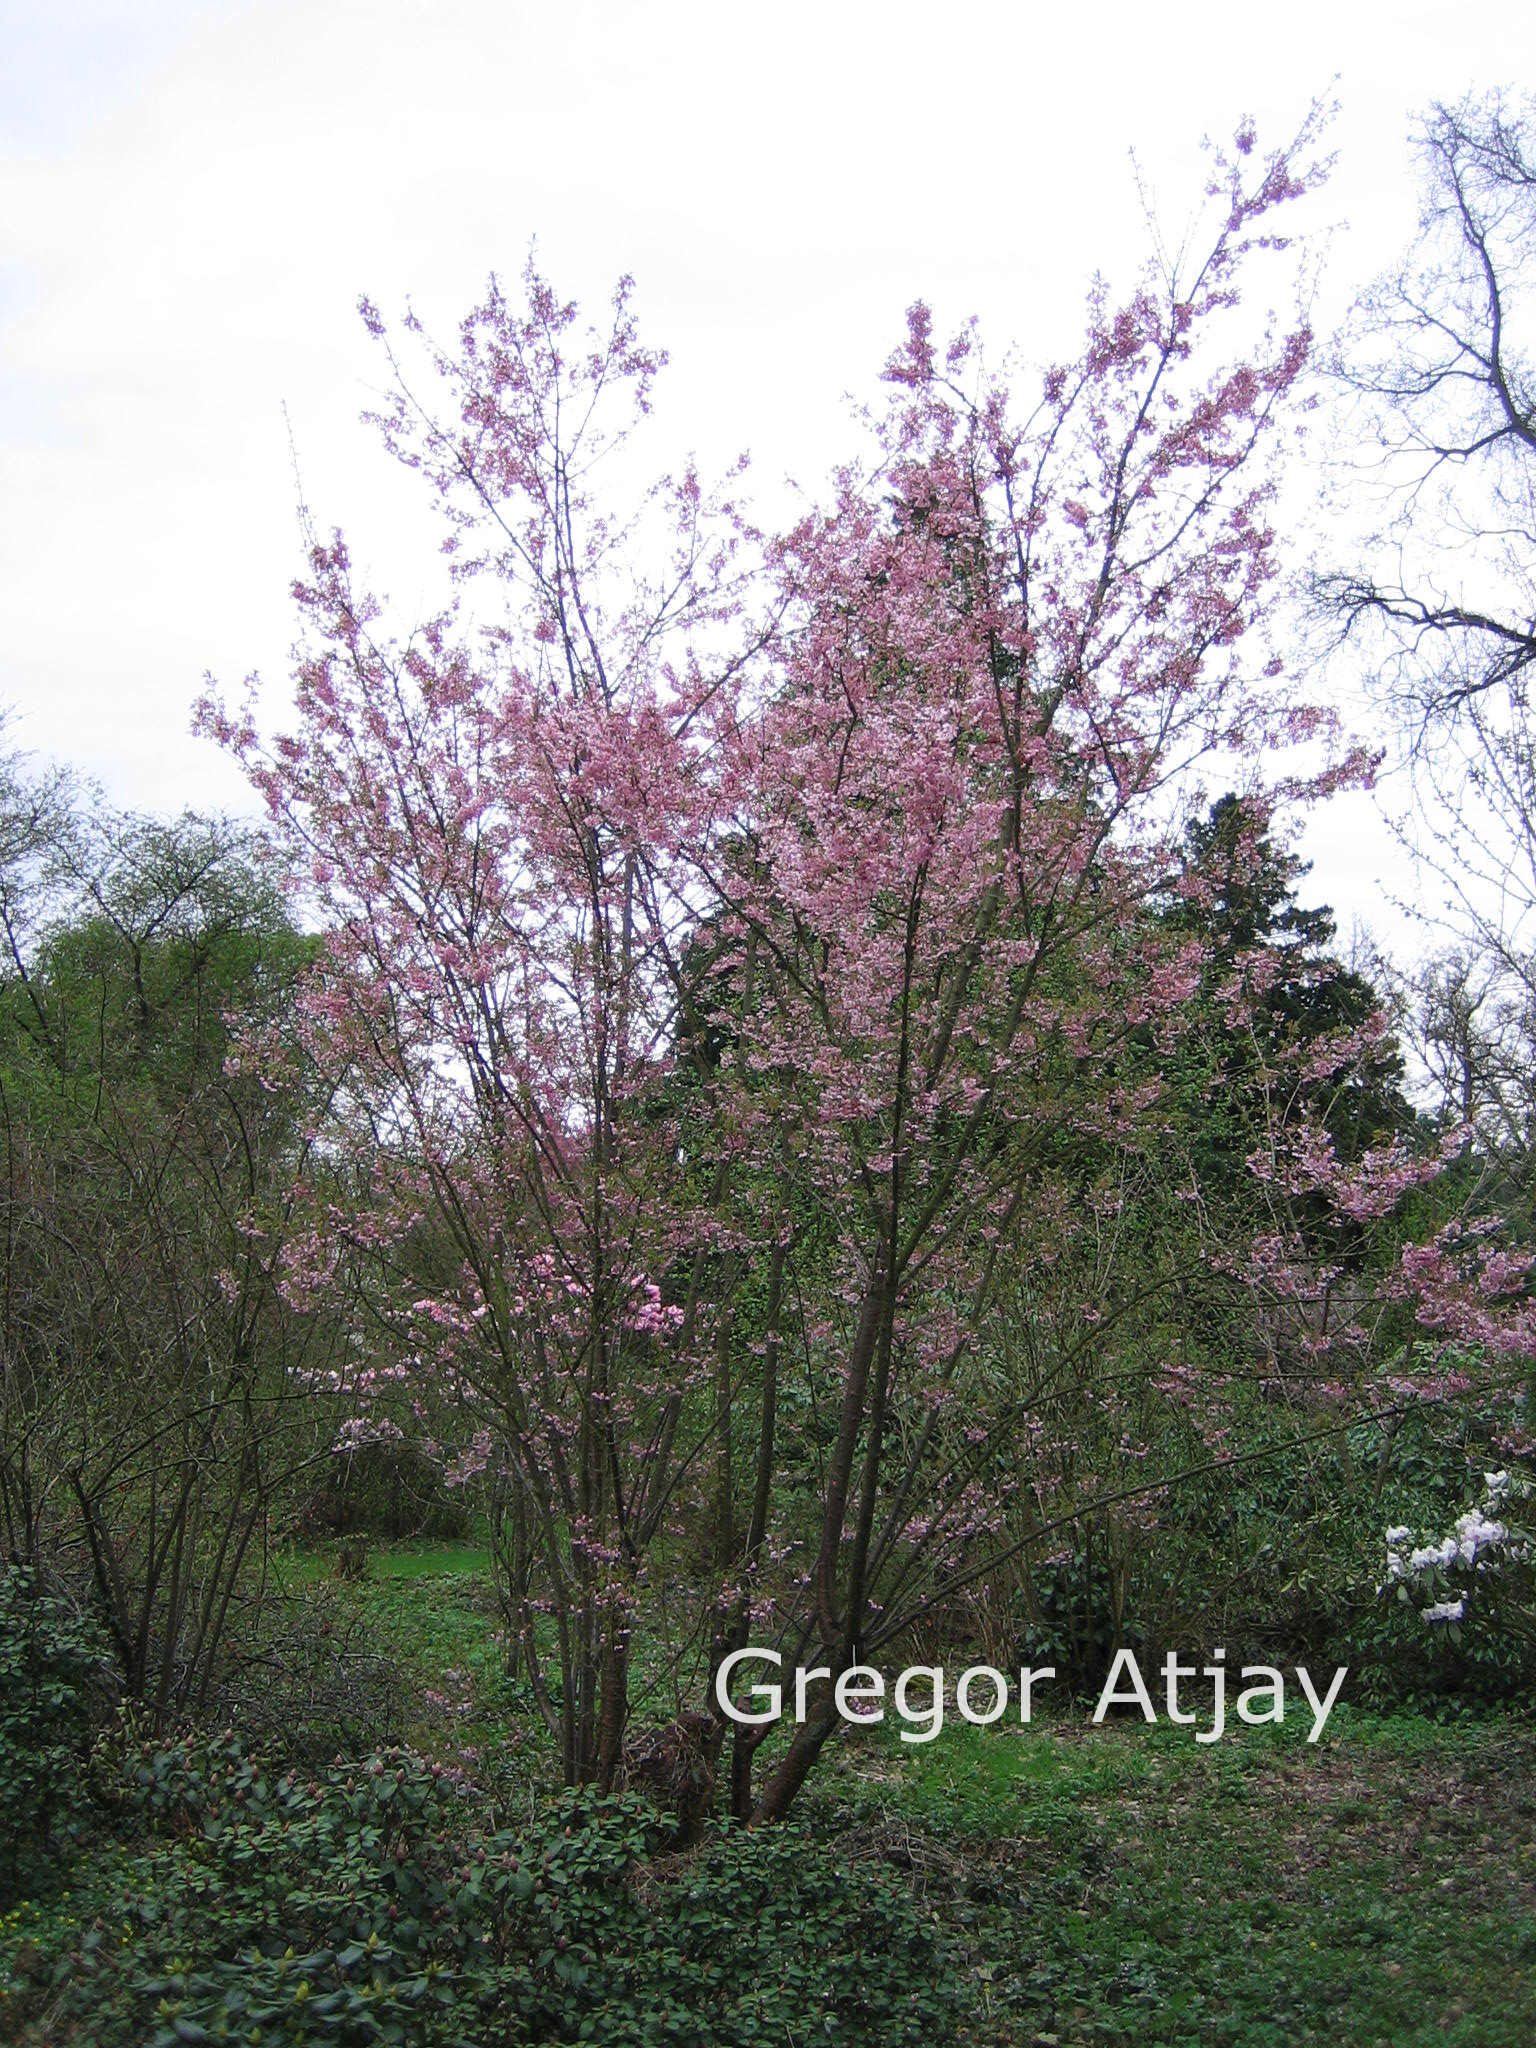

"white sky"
[4, 0, 1535, 957]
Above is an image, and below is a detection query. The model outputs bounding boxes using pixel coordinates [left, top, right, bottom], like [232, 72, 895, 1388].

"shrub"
[203, 1581, 404, 1764]
[0, 1563, 114, 1901]
[45, 1733, 960, 2044]
[1013, 1546, 1141, 1694]
[298, 1439, 471, 1544]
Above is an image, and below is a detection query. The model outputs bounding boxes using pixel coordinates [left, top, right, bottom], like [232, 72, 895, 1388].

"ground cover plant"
[822, 1708, 1536, 2046]
[0, 1723, 957, 2044]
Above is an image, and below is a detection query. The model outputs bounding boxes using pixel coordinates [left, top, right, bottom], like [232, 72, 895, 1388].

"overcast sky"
[5, 1, 1535, 954]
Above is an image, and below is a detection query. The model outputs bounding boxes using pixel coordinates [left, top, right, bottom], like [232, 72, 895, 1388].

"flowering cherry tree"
[203, 113, 1427, 1816]
[705, 114, 1370, 1815]
[200, 268, 758, 1788]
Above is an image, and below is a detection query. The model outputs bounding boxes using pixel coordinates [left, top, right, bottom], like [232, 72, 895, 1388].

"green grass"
[290, 1539, 537, 1770]
[805, 1709, 1536, 2046]
[291, 1543, 1536, 2045]
[274, 1537, 492, 1583]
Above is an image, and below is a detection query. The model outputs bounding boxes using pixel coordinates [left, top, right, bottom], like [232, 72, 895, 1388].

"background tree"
[1160, 793, 1419, 1287]
[0, 784, 339, 1724]
[1316, 89, 1536, 1190]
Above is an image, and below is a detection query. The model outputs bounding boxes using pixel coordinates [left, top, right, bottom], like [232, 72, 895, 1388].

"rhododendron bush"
[198, 114, 1531, 1817]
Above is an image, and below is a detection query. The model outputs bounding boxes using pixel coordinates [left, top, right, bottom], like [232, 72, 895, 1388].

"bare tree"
[1314, 91, 1536, 1176]
[0, 766, 348, 1725]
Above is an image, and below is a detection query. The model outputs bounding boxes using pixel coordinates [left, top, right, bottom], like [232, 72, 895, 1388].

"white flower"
[1484, 1470, 1511, 1502]
[1385, 1526, 1413, 1546]
[1423, 1595, 1466, 1624]
[1454, 1509, 1507, 1564]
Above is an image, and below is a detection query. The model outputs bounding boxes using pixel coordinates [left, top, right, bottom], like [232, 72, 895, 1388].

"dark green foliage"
[1345, 1406, 1536, 1714]
[0, 1564, 113, 1900]
[994, 1395, 1536, 1716]
[1168, 795, 1418, 1218]
[1014, 1549, 1144, 1695]
[43, 1733, 958, 2045]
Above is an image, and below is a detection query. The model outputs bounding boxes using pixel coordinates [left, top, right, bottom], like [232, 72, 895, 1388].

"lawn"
[814, 1711, 1536, 2045]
